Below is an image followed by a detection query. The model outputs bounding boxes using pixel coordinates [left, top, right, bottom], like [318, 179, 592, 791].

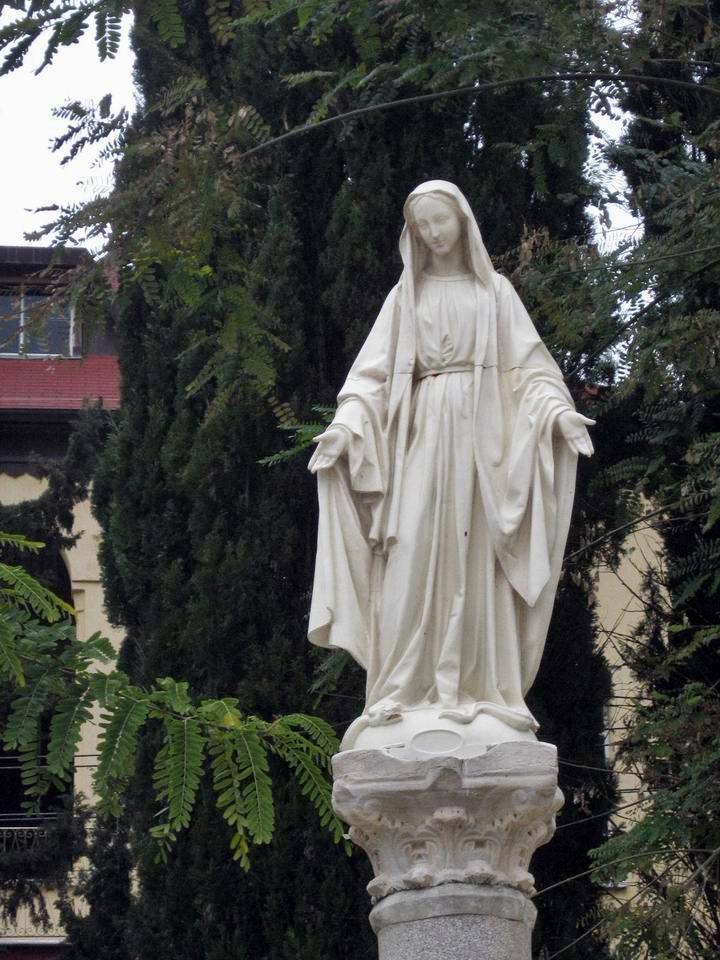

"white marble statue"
[308, 181, 593, 756]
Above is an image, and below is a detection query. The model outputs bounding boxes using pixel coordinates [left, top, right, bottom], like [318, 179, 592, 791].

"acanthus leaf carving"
[333, 743, 563, 901]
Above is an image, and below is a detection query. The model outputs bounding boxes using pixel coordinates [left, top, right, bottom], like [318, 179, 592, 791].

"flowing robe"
[309, 269, 578, 729]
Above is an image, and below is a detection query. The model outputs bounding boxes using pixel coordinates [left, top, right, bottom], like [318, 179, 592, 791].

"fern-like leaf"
[150, 0, 185, 48]
[309, 648, 351, 700]
[669, 538, 720, 595]
[209, 731, 251, 867]
[0, 532, 44, 552]
[0, 616, 24, 685]
[17, 728, 50, 804]
[0, 562, 74, 622]
[95, 694, 149, 811]
[282, 69, 336, 88]
[257, 408, 334, 467]
[3, 667, 54, 749]
[95, 9, 109, 60]
[233, 726, 274, 844]
[281, 713, 339, 758]
[271, 723, 343, 842]
[228, 103, 271, 144]
[75, 631, 116, 666]
[153, 717, 205, 830]
[673, 571, 711, 606]
[206, 0, 235, 45]
[47, 678, 94, 780]
[89, 669, 128, 709]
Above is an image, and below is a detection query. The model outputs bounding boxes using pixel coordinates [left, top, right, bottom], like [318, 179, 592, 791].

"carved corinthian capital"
[332, 741, 563, 901]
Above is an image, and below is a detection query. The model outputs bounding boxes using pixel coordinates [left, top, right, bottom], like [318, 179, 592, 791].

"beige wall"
[1, 473, 122, 944]
[595, 521, 662, 903]
[62, 496, 124, 800]
[0, 474, 48, 505]
[596, 524, 660, 776]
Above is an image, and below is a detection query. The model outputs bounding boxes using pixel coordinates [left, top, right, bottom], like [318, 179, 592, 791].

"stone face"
[332, 741, 563, 900]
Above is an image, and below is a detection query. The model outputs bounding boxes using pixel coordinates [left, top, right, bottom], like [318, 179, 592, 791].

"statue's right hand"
[308, 428, 350, 473]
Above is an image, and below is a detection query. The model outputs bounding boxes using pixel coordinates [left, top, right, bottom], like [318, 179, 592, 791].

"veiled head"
[401, 181, 494, 285]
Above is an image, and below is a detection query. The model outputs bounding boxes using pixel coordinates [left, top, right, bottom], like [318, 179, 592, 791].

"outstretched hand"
[308, 428, 350, 473]
[557, 410, 595, 457]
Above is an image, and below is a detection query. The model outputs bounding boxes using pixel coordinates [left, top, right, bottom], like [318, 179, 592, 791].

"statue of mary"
[308, 181, 593, 757]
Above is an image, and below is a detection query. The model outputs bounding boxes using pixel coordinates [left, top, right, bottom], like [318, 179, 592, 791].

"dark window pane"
[0, 294, 20, 353]
[24, 295, 71, 355]
[22, 294, 48, 352]
[46, 313, 72, 355]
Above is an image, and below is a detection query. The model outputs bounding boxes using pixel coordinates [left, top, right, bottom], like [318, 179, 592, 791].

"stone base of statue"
[332, 739, 562, 960]
[341, 703, 539, 758]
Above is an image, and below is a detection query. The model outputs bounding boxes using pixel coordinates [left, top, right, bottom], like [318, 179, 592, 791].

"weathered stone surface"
[371, 886, 535, 960]
[332, 741, 562, 900]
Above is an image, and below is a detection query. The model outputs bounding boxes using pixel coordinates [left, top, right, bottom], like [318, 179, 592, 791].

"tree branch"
[236, 72, 720, 163]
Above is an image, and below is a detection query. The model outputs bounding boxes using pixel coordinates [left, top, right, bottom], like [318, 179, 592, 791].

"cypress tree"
[77, 5, 614, 958]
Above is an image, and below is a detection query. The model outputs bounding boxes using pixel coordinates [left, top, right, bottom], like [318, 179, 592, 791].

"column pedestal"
[332, 741, 562, 960]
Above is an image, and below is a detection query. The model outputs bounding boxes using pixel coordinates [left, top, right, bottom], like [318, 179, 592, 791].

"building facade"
[0, 246, 122, 959]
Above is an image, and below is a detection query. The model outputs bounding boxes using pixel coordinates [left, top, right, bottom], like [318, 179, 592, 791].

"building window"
[0, 290, 77, 357]
[0, 294, 20, 353]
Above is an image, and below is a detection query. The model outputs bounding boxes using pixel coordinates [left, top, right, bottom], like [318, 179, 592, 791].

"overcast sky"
[0, 13, 136, 249]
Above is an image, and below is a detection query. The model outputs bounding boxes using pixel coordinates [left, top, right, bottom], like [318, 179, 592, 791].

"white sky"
[0, 13, 137, 249]
[588, 108, 642, 254]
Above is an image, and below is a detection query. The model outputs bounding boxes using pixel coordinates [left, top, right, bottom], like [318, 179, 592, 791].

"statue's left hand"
[557, 410, 595, 457]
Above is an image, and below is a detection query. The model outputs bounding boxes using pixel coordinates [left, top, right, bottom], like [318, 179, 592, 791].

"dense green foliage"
[57, 5, 610, 958]
[0, 601, 342, 866]
[584, 6, 720, 958]
[1, 0, 719, 958]
[0, 540, 345, 942]
[0, 414, 109, 924]
[56, 814, 131, 960]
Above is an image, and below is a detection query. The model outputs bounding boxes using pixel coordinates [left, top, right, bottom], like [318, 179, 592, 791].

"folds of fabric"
[309, 181, 579, 714]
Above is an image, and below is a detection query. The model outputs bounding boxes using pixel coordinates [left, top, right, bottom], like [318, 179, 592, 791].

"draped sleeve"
[485, 276, 577, 610]
[331, 286, 399, 505]
[308, 286, 400, 667]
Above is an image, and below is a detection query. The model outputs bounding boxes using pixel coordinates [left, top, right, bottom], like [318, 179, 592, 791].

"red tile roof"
[0, 356, 121, 411]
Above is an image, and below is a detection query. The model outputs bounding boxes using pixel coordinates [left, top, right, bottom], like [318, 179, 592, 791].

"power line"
[555, 797, 646, 830]
[558, 758, 614, 774]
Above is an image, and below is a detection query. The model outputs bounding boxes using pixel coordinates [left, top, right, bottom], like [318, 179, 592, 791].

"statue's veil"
[388, 181, 502, 430]
[400, 180, 496, 286]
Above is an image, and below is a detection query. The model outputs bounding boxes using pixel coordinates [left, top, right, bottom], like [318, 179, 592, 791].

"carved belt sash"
[414, 363, 474, 381]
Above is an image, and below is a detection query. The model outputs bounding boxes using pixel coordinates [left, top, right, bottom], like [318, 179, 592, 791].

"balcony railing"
[0, 826, 50, 856]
